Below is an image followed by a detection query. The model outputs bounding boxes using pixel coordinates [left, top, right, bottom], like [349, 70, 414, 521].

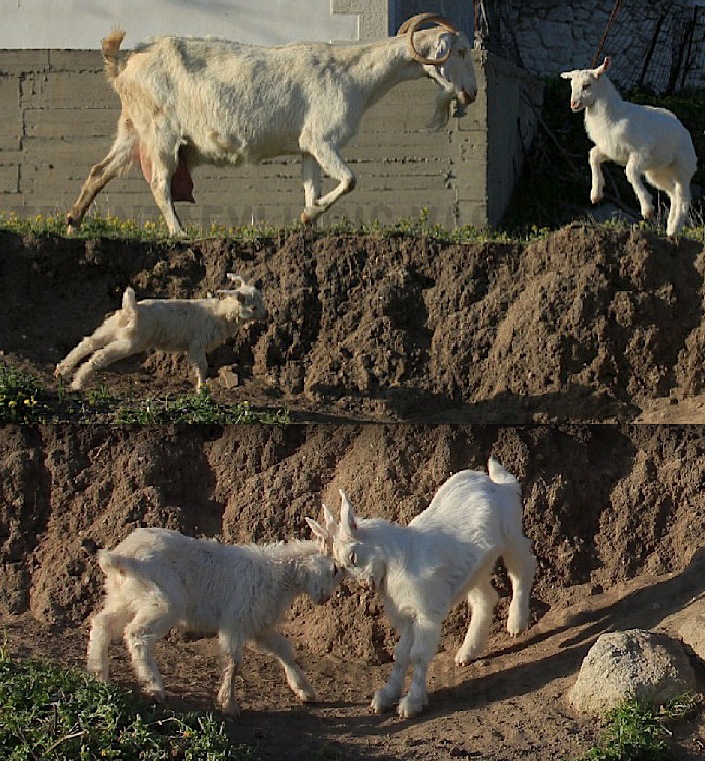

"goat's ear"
[226, 273, 245, 288]
[559, 70, 574, 80]
[305, 517, 329, 551]
[338, 489, 357, 537]
[435, 35, 450, 59]
[322, 502, 337, 532]
[215, 289, 246, 303]
[595, 57, 611, 77]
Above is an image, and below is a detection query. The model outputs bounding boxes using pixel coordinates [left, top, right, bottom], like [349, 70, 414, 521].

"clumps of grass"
[0, 643, 252, 760]
[0, 210, 279, 243]
[577, 695, 701, 761]
[0, 363, 49, 422]
[0, 362, 289, 424]
[114, 387, 290, 424]
[0, 208, 538, 246]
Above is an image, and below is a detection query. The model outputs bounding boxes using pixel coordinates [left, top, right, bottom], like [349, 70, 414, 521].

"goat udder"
[136, 146, 195, 203]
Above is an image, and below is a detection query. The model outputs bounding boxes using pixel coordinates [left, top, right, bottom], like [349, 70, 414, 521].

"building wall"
[0, 0, 359, 48]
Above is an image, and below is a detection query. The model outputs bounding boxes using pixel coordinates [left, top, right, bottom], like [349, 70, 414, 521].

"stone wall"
[503, 0, 705, 92]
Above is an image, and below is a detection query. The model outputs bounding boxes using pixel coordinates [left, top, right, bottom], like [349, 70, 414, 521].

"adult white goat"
[561, 56, 697, 238]
[308, 458, 536, 718]
[66, 13, 477, 236]
[55, 274, 266, 391]
[86, 527, 343, 715]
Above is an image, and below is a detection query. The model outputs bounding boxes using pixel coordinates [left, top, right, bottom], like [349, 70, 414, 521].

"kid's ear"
[560, 70, 574, 80]
[338, 489, 358, 536]
[305, 516, 330, 551]
[322, 502, 337, 532]
[594, 56, 611, 77]
[226, 273, 245, 288]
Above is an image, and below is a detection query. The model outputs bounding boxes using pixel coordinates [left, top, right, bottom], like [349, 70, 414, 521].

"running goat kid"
[55, 274, 265, 391]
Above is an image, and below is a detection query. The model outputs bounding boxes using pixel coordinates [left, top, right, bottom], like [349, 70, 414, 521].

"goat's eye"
[582, 83, 591, 91]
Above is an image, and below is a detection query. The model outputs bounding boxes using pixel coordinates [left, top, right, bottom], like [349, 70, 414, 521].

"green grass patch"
[1, 363, 288, 424]
[577, 695, 701, 761]
[0, 208, 535, 246]
[113, 388, 290, 424]
[0, 363, 50, 423]
[0, 643, 253, 760]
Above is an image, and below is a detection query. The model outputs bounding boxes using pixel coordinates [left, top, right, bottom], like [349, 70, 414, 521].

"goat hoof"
[590, 194, 603, 205]
[297, 688, 317, 703]
[219, 699, 241, 717]
[143, 687, 165, 703]
[369, 696, 388, 714]
[397, 696, 423, 719]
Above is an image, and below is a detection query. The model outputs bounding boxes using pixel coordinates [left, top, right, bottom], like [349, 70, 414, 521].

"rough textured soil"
[1, 425, 705, 759]
[2, 224, 705, 422]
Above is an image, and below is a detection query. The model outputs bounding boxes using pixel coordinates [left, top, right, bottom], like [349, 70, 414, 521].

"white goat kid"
[86, 527, 342, 715]
[66, 13, 477, 236]
[55, 274, 266, 391]
[561, 56, 697, 238]
[311, 458, 536, 719]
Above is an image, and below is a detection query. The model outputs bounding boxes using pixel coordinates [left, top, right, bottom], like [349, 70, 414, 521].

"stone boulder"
[568, 628, 697, 715]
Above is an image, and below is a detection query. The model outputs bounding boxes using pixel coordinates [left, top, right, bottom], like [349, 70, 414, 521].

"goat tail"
[121, 286, 137, 314]
[102, 28, 127, 81]
[487, 457, 520, 492]
[97, 549, 144, 578]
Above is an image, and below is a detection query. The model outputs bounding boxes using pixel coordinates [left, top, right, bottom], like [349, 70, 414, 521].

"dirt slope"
[2, 224, 705, 422]
[1, 424, 704, 759]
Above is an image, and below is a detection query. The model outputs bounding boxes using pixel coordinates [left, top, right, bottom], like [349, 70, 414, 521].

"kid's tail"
[488, 457, 521, 496]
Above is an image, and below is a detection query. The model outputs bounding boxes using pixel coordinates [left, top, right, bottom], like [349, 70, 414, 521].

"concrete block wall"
[0, 48, 541, 231]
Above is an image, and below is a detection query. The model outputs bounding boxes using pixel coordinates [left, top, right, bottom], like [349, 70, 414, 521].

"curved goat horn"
[398, 12, 458, 67]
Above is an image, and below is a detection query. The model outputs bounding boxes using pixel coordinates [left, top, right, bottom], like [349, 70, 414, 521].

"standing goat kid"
[309, 458, 536, 718]
[87, 527, 343, 715]
[55, 274, 266, 391]
[66, 13, 477, 236]
[561, 56, 696, 238]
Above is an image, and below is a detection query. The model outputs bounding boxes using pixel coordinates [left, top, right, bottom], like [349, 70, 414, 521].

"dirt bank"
[2, 224, 705, 422]
[1, 424, 704, 759]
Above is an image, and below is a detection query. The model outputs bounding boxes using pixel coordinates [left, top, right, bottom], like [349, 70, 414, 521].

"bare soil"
[1, 424, 705, 760]
[2, 224, 705, 422]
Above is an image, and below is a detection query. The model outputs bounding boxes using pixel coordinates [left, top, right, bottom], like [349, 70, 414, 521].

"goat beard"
[427, 90, 454, 131]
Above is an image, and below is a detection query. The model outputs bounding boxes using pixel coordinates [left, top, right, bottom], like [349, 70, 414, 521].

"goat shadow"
[331, 544, 705, 735]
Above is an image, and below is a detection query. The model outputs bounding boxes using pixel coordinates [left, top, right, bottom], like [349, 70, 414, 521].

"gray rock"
[568, 628, 696, 715]
[678, 603, 705, 663]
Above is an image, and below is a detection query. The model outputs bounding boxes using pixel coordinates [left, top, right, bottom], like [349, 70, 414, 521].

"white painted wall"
[1, 0, 359, 49]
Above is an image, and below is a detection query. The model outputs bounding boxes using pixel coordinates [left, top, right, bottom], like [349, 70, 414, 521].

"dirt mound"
[2, 224, 705, 421]
[1, 425, 705, 759]
[3, 424, 704, 634]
